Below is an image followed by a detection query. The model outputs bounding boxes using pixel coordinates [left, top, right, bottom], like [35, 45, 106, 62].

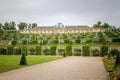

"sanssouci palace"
[20, 23, 104, 34]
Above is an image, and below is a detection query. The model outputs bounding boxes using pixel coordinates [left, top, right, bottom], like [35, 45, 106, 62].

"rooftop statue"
[55, 23, 65, 28]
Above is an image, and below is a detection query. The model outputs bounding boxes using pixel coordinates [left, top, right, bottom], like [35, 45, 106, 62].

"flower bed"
[102, 57, 119, 80]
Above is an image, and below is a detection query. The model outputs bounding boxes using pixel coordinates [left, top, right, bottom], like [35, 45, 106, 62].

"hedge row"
[0, 45, 109, 56]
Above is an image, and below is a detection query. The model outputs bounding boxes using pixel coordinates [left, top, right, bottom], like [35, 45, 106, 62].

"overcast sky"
[0, 0, 120, 27]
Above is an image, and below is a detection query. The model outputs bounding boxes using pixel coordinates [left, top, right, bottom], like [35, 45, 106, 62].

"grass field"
[0, 55, 62, 73]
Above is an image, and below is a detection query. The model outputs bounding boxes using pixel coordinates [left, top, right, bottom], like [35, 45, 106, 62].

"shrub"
[82, 45, 90, 56]
[100, 46, 108, 56]
[43, 48, 50, 55]
[11, 40, 17, 46]
[114, 51, 120, 70]
[0, 48, 6, 55]
[29, 47, 35, 55]
[110, 49, 118, 56]
[66, 45, 72, 56]
[86, 38, 92, 43]
[64, 39, 69, 44]
[75, 39, 81, 44]
[21, 46, 27, 56]
[112, 38, 120, 42]
[50, 46, 56, 55]
[7, 45, 13, 55]
[32, 40, 37, 44]
[43, 40, 48, 45]
[19, 53, 27, 65]
[14, 47, 21, 55]
[91, 48, 100, 56]
[35, 46, 41, 55]
[54, 39, 58, 44]
[22, 40, 27, 45]
[73, 48, 81, 56]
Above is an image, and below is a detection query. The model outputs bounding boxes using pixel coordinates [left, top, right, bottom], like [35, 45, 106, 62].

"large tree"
[93, 21, 111, 28]
[3, 22, 9, 30]
[0, 23, 3, 29]
[93, 21, 102, 28]
[101, 23, 110, 28]
[9, 21, 16, 30]
[18, 22, 28, 30]
[32, 23, 37, 28]
[28, 24, 32, 29]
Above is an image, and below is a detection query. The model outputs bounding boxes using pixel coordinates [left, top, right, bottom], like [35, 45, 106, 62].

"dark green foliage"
[35, 46, 41, 55]
[32, 40, 37, 44]
[11, 40, 17, 46]
[62, 34, 67, 39]
[43, 40, 48, 45]
[63, 51, 66, 57]
[14, 47, 21, 55]
[114, 51, 120, 70]
[19, 53, 27, 65]
[7, 45, 13, 55]
[91, 48, 100, 56]
[66, 45, 72, 56]
[54, 39, 58, 44]
[112, 38, 120, 42]
[110, 49, 118, 56]
[75, 39, 81, 44]
[21, 46, 27, 55]
[100, 46, 108, 56]
[22, 40, 27, 45]
[64, 39, 69, 44]
[82, 45, 90, 56]
[43, 48, 50, 55]
[0, 48, 6, 55]
[73, 48, 81, 56]
[50, 46, 56, 55]
[86, 38, 92, 43]
[29, 47, 35, 55]
[18, 22, 27, 30]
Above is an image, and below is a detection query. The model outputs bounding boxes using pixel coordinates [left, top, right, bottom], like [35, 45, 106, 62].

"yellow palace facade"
[20, 23, 104, 34]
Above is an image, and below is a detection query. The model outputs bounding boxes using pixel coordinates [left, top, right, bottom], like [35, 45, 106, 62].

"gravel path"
[0, 57, 107, 80]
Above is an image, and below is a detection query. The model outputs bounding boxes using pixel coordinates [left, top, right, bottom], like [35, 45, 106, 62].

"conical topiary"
[19, 53, 27, 65]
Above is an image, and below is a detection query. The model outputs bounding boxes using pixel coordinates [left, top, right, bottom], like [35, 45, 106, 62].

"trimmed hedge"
[22, 40, 27, 45]
[66, 45, 72, 56]
[100, 45, 108, 56]
[91, 48, 99, 56]
[43, 40, 48, 45]
[35, 46, 41, 55]
[0, 48, 6, 55]
[43, 48, 50, 55]
[11, 40, 17, 46]
[82, 45, 90, 56]
[64, 39, 69, 44]
[7, 45, 13, 55]
[50, 46, 57, 55]
[75, 39, 81, 44]
[73, 48, 81, 56]
[112, 38, 120, 42]
[14, 47, 21, 55]
[29, 47, 35, 55]
[54, 39, 58, 44]
[21, 46, 27, 55]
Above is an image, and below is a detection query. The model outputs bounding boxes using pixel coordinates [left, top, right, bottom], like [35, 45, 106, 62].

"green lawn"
[0, 55, 62, 73]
